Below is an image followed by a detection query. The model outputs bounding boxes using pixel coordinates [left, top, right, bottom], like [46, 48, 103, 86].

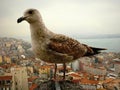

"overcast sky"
[0, 0, 120, 40]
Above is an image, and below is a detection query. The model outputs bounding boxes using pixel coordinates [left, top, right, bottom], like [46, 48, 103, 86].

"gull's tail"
[91, 47, 107, 54]
[85, 47, 107, 56]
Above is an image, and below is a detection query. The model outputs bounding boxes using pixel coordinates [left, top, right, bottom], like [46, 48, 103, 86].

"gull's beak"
[17, 16, 26, 23]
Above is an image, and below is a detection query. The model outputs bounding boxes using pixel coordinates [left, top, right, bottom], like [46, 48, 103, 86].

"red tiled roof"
[0, 76, 12, 80]
[40, 65, 51, 69]
[29, 84, 38, 90]
[28, 76, 38, 82]
[112, 79, 120, 83]
[57, 66, 72, 70]
[80, 78, 98, 85]
[113, 61, 120, 64]
[0, 64, 16, 69]
[72, 79, 80, 83]
[103, 78, 114, 83]
[69, 73, 81, 77]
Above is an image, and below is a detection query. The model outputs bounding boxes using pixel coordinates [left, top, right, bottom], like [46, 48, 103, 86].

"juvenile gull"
[17, 8, 106, 79]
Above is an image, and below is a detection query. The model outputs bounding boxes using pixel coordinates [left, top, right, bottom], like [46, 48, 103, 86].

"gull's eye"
[28, 10, 33, 14]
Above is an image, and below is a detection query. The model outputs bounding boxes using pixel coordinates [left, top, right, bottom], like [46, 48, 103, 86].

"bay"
[77, 38, 120, 52]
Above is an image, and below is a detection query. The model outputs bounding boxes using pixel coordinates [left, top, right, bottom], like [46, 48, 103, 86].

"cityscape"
[0, 37, 120, 90]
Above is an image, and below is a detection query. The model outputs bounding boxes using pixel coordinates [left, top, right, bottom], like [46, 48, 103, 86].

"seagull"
[17, 8, 106, 80]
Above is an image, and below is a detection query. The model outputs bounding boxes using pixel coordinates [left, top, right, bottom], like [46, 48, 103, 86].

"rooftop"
[0, 76, 12, 80]
[29, 83, 38, 90]
[28, 76, 39, 82]
[102, 78, 114, 84]
[80, 78, 99, 85]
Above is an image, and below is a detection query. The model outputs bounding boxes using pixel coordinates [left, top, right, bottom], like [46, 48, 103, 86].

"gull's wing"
[48, 34, 94, 59]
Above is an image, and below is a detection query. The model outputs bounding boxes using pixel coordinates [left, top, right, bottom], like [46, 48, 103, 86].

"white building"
[83, 65, 107, 76]
[71, 60, 80, 71]
[11, 67, 28, 90]
[113, 58, 120, 74]
[17, 45, 25, 53]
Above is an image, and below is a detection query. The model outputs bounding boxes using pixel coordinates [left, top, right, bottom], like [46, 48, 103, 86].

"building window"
[0, 80, 2, 85]
[15, 82, 17, 85]
[16, 87, 18, 90]
[1, 80, 5, 85]
[7, 87, 10, 90]
[6, 80, 11, 85]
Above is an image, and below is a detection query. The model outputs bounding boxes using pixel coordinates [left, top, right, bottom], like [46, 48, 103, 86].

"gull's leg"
[54, 63, 57, 79]
[63, 63, 66, 80]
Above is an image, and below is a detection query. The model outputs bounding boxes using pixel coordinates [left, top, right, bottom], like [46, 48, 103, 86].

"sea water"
[77, 38, 120, 52]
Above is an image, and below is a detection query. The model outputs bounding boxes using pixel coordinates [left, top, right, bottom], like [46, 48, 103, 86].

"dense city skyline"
[0, 37, 120, 89]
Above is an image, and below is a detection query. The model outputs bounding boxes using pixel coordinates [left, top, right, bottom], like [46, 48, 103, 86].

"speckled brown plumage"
[48, 35, 88, 59]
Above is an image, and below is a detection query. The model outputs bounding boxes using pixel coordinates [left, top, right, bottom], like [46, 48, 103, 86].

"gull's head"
[17, 8, 41, 24]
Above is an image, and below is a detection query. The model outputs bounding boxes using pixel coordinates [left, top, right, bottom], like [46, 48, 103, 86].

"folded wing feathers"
[48, 35, 106, 59]
[49, 35, 86, 59]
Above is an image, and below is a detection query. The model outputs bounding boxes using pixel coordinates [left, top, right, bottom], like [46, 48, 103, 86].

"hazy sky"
[0, 0, 120, 40]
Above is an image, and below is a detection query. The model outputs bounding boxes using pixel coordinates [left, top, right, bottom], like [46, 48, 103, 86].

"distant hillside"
[0, 37, 34, 58]
[70, 34, 120, 39]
